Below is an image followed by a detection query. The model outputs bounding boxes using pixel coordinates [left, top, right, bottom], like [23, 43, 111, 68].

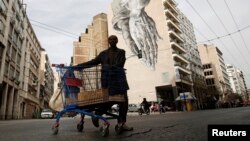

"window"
[206, 78, 215, 85]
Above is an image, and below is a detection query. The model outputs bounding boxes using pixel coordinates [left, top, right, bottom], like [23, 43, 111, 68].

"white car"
[41, 109, 54, 119]
[128, 104, 140, 112]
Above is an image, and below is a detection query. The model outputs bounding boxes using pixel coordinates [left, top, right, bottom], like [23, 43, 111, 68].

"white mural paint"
[111, 0, 162, 70]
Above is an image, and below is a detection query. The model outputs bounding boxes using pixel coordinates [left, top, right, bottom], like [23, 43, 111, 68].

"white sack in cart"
[49, 87, 64, 112]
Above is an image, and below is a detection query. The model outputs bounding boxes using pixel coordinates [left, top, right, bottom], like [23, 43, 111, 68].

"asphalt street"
[0, 107, 250, 141]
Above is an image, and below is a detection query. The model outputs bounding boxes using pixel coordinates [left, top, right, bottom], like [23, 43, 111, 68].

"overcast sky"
[24, 0, 250, 88]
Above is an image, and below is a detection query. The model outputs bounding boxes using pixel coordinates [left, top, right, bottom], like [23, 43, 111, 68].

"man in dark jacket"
[75, 35, 133, 131]
[141, 98, 150, 112]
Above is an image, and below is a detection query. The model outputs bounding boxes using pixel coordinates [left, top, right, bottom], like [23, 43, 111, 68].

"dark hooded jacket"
[77, 47, 129, 95]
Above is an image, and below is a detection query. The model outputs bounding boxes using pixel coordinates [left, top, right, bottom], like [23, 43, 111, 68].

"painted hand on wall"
[112, 0, 162, 70]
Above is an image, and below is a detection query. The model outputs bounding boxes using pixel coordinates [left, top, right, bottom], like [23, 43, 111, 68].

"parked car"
[128, 104, 140, 112]
[41, 109, 54, 119]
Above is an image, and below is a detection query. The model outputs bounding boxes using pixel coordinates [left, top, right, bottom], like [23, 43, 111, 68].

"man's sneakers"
[122, 124, 133, 131]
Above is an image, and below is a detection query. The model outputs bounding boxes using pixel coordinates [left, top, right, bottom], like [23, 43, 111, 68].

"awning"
[175, 92, 197, 101]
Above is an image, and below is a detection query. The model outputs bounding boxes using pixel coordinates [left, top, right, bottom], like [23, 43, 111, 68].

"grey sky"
[176, 0, 250, 88]
[24, 0, 250, 88]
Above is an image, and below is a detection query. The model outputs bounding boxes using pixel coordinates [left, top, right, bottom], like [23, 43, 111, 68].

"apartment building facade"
[0, 0, 53, 119]
[226, 64, 248, 100]
[39, 49, 54, 110]
[178, 10, 207, 110]
[198, 44, 231, 103]
[107, 0, 197, 111]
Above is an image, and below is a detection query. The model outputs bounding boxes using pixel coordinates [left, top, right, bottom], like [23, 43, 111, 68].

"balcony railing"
[164, 0, 178, 15]
[165, 9, 179, 23]
[169, 30, 184, 43]
[174, 62, 188, 70]
[167, 0, 177, 6]
[167, 19, 181, 33]
[175, 65, 191, 75]
[170, 41, 186, 53]
[172, 52, 189, 64]
[176, 73, 193, 85]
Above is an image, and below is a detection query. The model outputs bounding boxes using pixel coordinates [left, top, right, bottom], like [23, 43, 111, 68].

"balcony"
[172, 52, 189, 64]
[174, 62, 188, 70]
[165, 9, 179, 23]
[170, 41, 186, 53]
[167, 19, 181, 34]
[169, 30, 184, 43]
[175, 65, 191, 75]
[176, 73, 192, 85]
[164, 0, 178, 15]
[166, 0, 177, 6]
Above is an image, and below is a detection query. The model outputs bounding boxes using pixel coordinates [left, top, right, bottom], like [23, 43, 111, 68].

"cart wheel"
[52, 126, 59, 135]
[115, 124, 123, 135]
[100, 126, 109, 137]
[77, 123, 84, 132]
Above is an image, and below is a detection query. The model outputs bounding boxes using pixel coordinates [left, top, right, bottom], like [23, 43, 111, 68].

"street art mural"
[111, 0, 162, 70]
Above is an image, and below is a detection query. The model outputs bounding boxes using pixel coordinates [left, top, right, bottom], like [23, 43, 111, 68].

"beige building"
[107, 0, 195, 111]
[39, 49, 54, 109]
[198, 44, 231, 102]
[0, 0, 53, 119]
[73, 13, 108, 65]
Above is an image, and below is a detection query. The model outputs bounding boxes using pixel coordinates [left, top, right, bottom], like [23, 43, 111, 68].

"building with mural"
[107, 0, 199, 111]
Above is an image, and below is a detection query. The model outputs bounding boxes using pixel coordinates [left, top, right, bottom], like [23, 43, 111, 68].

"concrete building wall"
[178, 10, 207, 109]
[73, 13, 108, 65]
[0, 0, 52, 119]
[226, 64, 237, 93]
[198, 44, 230, 102]
[39, 51, 54, 109]
[107, 0, 193, 106]
[226, 64, 248, 100]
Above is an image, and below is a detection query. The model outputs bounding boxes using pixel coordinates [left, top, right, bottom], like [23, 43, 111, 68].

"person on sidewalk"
[74, 35, 133, 131]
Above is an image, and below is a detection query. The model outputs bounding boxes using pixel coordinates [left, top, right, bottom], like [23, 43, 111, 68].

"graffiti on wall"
[111, 0, 162, 70]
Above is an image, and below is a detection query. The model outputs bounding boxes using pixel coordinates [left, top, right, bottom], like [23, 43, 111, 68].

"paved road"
[0, 107, 250, 141]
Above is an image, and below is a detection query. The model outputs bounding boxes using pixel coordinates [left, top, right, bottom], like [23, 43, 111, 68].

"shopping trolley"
[51, 64, 127, 137]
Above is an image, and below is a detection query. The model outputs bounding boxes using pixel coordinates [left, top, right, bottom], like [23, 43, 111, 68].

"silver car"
[41, 109, 54, 119]
[128, 104, 139, 112]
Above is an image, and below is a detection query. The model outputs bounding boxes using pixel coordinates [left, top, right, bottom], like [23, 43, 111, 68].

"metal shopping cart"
[51, 64, 126, 137]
